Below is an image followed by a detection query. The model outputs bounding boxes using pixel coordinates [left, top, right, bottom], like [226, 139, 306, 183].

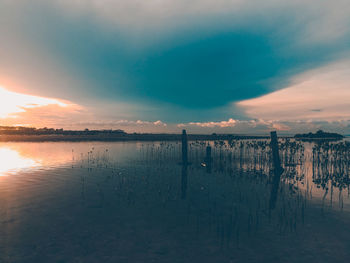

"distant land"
[0, 126, 272, 142]
[2, 126, 344, 142]
[294, 130, 344, 141]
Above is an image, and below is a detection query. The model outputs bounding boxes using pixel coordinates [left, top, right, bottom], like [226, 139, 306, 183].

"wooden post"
[205, 144, 212, 173]
[181, 163, 188, 199]
[206, 144, 211, 162]
[182, 129, 188, 165]
[270, 131, 282, 173]
[180, 129, 189, 199]
[269, 131, 284, 210]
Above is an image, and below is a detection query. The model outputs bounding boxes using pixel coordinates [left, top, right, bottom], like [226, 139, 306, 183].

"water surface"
[0, 140, 349, 262]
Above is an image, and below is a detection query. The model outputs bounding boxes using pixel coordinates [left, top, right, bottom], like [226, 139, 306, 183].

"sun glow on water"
[0, 147, 40, 176]
[0, 85, 67, 118]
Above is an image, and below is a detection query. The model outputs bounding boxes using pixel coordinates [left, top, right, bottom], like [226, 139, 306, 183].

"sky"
[1, 0, 350, 134]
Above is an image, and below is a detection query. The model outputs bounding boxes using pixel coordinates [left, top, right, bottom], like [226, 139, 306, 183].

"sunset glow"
[2, 0, 350, 132]
[0, 147, 39, 176]
[2, 1, 350, 262]
[0, 86, 67, 119]
[237, 60, 350, 122]
[0, 143, 82, 176]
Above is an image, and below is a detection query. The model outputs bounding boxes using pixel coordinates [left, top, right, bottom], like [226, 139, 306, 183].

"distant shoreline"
[294, 130, 344, 141]
[0, 134, 275, 142]
[294, 137, 345, 142]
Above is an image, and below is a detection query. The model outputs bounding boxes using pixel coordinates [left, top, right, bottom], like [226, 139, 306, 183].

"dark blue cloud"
[35, 11, 346, 109]
[4, 1, 350, 122]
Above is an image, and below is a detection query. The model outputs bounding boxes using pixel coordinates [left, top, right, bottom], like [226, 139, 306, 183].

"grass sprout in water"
[73, 140, 308, 248]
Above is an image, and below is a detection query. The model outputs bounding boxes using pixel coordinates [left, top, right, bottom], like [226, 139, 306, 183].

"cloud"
[153, 120, 167, 126]
[179, 118, 237, 128]
[271, 123, 290, 132]
[178, 118, 289, 133]
[237, 59, 350, 122]
[1, 103, 85, 128]
[67, 119, 169, 133]
[50, 0, 350, 44]
[1, 0, 350, 125]
[1, 100, 169, 132]
[0, 86, 69, 118]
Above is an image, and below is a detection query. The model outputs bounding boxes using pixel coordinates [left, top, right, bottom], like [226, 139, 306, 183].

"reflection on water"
[0, 140, 350, 262]
[0, 147, 39, 176]
[0, 142, 141, 176]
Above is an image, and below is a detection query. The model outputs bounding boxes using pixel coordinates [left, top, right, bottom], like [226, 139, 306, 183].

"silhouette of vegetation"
[294, 130, 344, 141]
[0, 126, 271, 142]
[0, 126, 126, 135]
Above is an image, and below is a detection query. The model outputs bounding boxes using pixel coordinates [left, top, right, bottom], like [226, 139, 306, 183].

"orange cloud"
[0, 85, 69, 118]
[237, 59, 350, 122]
[0, 85, 84, 127]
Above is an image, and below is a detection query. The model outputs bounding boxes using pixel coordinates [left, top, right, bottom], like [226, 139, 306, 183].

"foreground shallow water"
[0, 140, 349, 262]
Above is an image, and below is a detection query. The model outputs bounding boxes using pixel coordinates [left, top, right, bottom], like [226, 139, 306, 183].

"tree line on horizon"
[294, 130, 344, 140]
[0, 126, 127, 136]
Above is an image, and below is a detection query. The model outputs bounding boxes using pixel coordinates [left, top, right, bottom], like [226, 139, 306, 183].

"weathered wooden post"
[270, 131, 282, 173]
[180, 129, 189, 199]
[181, 163, 188, 199]
[269, 131, 284, 210]
[206, 144, 212, 162]
[182, 129, 188, 165]
[205, 144, 212, 173]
